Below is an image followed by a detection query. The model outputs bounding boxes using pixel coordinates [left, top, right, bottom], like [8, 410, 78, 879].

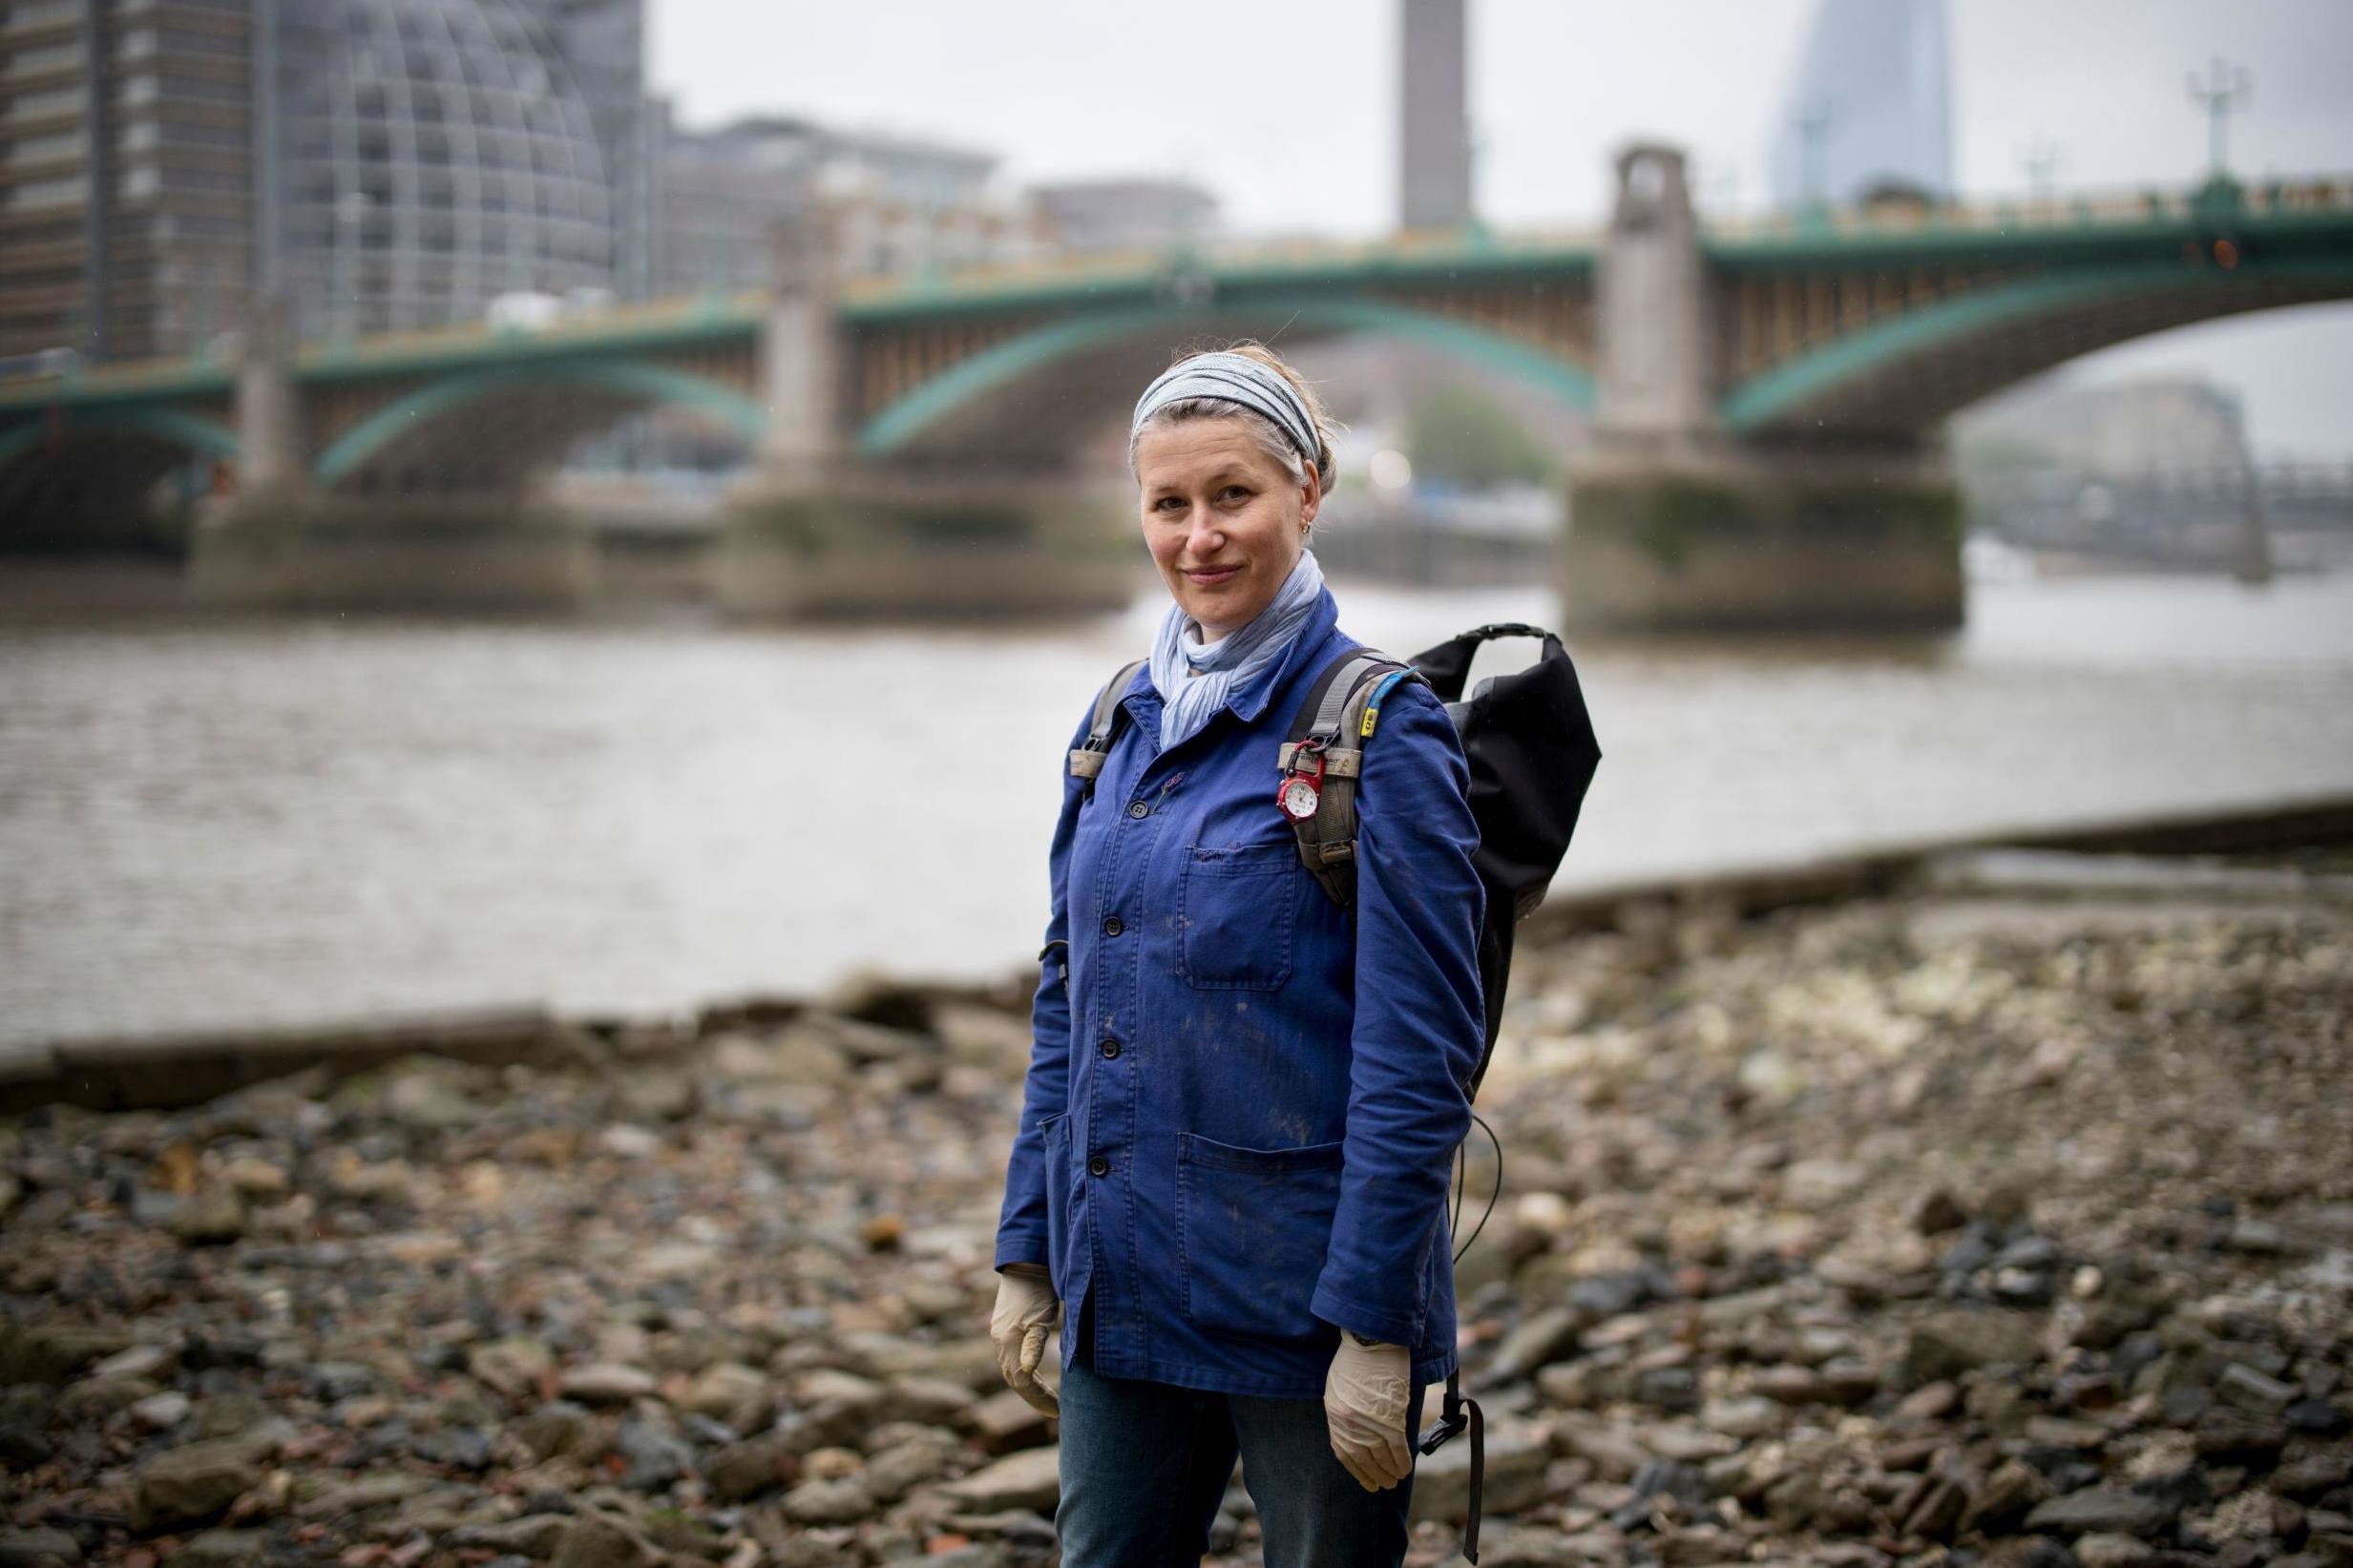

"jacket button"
[1127, 801, 1149, 819]
[1102, 915, 1124, 937]
[1087, 1155, 1110, 1177]
[1099, 1038, 1121, 1059]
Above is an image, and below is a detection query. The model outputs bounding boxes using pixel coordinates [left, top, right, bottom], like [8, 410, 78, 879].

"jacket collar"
[1120, 586, 1343, 744]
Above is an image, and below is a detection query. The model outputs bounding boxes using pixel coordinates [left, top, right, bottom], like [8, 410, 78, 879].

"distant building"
[1957, 375, 2251, 475]
[1398, 0, 1472, 231]
[1027, 178, 1216, 256]
[1767, 0, 1952, 210]
[655, 115, 1037, 295]
[0, 0, 650, 363]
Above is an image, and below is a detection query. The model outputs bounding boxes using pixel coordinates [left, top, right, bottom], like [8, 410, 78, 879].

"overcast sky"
[650, 0, 2353, 457]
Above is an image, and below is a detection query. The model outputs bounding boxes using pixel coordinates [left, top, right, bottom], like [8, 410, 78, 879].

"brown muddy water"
[3, 571, 2350, 1048]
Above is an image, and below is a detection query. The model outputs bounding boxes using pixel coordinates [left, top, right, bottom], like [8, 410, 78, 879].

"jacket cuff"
[1311, 1276, 1424, 1349]
[994, 1231, 1048, 1273]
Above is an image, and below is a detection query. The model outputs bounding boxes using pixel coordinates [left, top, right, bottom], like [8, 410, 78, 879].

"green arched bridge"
[4, 153, 2348, 626]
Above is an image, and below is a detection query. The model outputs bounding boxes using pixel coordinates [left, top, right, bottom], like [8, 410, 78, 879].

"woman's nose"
[1186, 510, 1224, 551]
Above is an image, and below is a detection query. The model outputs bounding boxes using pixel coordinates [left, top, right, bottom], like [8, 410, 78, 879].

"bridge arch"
[1722, 258, 2353, 436]
[0, 407, 240, 553]
[0, 406, 239, 472]
[857, 296, 1596, 459]
[313, 360, 767, 489]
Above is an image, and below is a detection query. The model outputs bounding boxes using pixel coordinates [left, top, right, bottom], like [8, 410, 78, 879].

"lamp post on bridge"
[2187, 57, 2252, 181]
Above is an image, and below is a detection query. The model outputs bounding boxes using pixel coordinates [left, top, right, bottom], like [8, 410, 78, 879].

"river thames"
[4, 569, 2350, 1049]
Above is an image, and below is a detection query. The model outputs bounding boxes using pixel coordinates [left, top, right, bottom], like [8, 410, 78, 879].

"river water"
[4, 571, 2351, 1049]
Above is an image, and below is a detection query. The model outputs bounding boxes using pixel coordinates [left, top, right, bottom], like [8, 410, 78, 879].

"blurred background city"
[4, 9, 2353, 1568]
[0, 0, 2348, 1044]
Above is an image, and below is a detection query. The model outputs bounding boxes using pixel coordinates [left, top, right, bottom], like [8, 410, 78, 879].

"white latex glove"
[1325, 1333, 1414, 1492]
[990, 1264, 1061, 1417]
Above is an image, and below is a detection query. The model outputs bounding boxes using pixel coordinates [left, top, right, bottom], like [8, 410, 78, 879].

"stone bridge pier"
[1564, 145, 1963, 632]
[193, 295, 598, 612]
[716, 215, 1135, 620]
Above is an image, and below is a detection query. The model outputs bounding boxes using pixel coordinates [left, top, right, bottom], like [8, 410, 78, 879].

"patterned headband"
[1132, 351, 1329, 487]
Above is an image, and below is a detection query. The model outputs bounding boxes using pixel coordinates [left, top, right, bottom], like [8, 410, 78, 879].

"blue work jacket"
[993, 586, 1485, 1399]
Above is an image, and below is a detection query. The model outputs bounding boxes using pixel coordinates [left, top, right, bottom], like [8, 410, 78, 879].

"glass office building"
[0, 0, 645, 362]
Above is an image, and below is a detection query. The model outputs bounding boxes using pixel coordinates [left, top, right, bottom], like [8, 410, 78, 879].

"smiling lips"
[1184, 565, 1243, 584]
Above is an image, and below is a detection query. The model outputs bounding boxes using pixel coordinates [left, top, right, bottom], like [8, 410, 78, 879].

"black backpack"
[1069, 622, 1601, 1563]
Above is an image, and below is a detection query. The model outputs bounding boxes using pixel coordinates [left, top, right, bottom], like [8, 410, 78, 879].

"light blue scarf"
[1149, 549, 1326, 750]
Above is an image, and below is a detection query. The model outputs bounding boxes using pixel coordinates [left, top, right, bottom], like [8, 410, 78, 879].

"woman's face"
[1134, 416, 1320, 637]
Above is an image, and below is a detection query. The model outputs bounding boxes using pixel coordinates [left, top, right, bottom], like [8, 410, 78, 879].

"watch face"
[1279, 777, 1320, 821]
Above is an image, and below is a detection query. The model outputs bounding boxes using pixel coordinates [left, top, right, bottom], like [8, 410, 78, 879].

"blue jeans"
[1055, 1295, 1425, 1567]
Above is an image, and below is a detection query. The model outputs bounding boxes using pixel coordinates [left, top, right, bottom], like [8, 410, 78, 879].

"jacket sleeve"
[1311, 678, 1483, 1346]
[992, 700, 1096, 1274]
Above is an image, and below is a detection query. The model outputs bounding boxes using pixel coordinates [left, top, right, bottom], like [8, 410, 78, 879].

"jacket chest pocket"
[1178, 1133, 1345, 1341]
[1177, 842, 1299, 991]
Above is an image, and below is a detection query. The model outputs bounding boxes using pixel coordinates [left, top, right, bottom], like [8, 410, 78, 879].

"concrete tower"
[1398, 0, 1472, 232]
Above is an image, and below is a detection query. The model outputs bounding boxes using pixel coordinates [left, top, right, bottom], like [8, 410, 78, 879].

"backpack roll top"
[1406, 622, 1603, 1076]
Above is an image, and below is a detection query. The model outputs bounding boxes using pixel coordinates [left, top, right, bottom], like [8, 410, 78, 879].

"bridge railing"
[1704, 174, 2353, 243]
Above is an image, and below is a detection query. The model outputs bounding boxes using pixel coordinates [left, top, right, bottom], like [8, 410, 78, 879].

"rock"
[704, 1432, 797, 1501]
[781, 1477, 874, 1525]
[1549, 1412, 1649, 1482]
[1631, 1366, 1700, 1412]
[294, 1473, 431, 1520]
[1702, 1394, 1782, 1439]
[451, 1516, 571, 1558]
[1899, 1474, 1972, 1538]
[683, 1362, 770, 1428]
[614, 1069, 698, 1122]
[515, 1399, 597, 1461]
[173, 1531, 269, 1568]
[130, 1390, 192, 1430]
[967, 1386, 1054, 1453]
[559, 1362, 658, 1404]
[164, 1187, 246, 1244]
[1486, 1306, 1581, 1382]
[1412, 1424, 1549, 1524]
[2074, 1535, 2158, 1568]
[864, 1437, 950, 1503]
[137, 1435, 266, 1526]
[550, 1512, 665, 1568]
[617, 1417, 694, 1491]
[2025, 1487, 2171, 1537]
[472, 1336, 557, 1402]
[0, 1528, 84, 1567]
[598, 1123, 665, 1159]
[1913, 1188, 1968, 1235]
[2216, 1362, 2299, 1413]
[1902, 1308, 2046, 1385]
[940, 1446, 1062, 1515]
[1963, 1457, 2048, 1535]
[0, 1323, 133, 1385]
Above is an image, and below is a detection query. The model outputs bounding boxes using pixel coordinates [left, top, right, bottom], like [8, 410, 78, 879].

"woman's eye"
[1220, 487, 1250, 503]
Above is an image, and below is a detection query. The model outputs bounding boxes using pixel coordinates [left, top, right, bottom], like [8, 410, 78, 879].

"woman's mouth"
[1183, 565, 1242, 586]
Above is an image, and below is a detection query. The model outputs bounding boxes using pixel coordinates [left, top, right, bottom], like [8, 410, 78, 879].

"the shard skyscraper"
[1767, 0, 1953, 210]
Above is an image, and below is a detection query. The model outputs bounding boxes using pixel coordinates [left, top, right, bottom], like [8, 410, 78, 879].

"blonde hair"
[1128, 341, 1344, 530]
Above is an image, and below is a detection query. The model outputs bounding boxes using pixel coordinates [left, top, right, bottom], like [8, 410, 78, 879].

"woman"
[990, 344, 1485, 1567]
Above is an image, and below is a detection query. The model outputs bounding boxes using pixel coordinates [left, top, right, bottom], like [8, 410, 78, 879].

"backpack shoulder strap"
[1068, 659, 1147, 784]
[1279, 647, 1422, 909]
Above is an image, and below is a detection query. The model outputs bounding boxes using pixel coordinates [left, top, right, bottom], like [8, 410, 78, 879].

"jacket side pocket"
[1039, 1113, 1071, 1300]
[1177, 1132, 1345, 1341]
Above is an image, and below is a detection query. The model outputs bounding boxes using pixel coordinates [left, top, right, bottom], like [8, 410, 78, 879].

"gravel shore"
[4, 873, 2348, 1567]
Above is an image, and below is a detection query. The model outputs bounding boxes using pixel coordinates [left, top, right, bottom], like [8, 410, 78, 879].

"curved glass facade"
[267, 0, 614, 337]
